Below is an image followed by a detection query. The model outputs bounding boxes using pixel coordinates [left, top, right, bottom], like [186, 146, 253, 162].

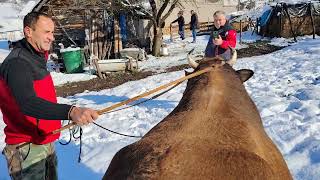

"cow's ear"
[236, 69, 254, 82]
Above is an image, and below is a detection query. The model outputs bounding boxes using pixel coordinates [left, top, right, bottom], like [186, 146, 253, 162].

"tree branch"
[161, 0, 179, 23]
[156, 0, 170, 25]
[149, 0, 158, 20]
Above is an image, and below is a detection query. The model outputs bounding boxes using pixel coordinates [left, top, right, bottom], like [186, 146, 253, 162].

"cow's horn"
[226, 47, 237, 66]
[187, 48, 199, 69]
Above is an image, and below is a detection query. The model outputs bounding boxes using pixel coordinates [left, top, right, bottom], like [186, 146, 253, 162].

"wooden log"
[114, 18, 121, 58]
[92, 57, 104, 79]
[280, 12, 282, 36]
[55, 24, 85, 29]
[93, 18, 99, 58]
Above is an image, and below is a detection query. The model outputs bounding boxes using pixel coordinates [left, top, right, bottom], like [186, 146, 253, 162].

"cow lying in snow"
[103, 49, 292, 180]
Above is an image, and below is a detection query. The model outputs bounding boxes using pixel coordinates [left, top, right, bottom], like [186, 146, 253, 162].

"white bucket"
[160, 47, 169, 56]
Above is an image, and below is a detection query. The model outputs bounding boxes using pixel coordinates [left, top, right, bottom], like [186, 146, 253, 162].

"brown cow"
[103, 50, 292, 180]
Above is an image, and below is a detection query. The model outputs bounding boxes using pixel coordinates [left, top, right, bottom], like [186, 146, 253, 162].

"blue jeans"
[179, 30, 185, 40]
[192, 28, 197, 42]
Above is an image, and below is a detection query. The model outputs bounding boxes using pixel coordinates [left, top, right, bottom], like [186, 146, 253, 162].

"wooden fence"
[0, 30, 23, 41]
[162, 20, 251, 38]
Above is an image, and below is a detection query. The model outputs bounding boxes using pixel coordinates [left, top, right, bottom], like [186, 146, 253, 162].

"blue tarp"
[119, 13, 127, 43]
[259, 9, 273, 27]
[0, 40, 9, 50]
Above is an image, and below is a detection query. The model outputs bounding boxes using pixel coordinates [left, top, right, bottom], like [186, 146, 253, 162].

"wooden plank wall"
[280, 16, 320, 37]
[37, 0, 114, 60]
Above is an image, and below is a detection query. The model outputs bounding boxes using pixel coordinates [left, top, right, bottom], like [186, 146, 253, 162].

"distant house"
[162, 0, 239, 36]
[166, 0, 238, 24]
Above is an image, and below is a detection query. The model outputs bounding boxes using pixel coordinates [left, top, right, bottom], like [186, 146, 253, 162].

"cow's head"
[187, 48, 254, 83]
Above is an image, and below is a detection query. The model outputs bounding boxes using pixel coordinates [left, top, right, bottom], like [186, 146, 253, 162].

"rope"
[8, 143, 31, 169]
[52, 66, 214, 134]
[15, 66, 213, 158]
[83, 81, 183, 137]
[58, 120, 83, 162]
[78, 128, 83, 162]
[58, 80, 182, 162]
[93, 122, 142, 138]
[106, 81, 182, 114]
[22, 143, 31, 161]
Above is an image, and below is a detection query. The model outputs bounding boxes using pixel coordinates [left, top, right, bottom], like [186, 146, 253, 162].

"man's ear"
[24, 26, 32, 38]
[236, 69, 254, 82]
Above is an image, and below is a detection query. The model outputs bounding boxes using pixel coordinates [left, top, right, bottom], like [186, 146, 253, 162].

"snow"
[60, 47, 81, 53]
[51, 72, 97, 87]
[274, 0, 316, 4]
[18, 1, 38, 17]
[1, 1, 320, 180]
[0, 3, 22, 32]
[0, 1, 40, 40]
[0, 49, 9, 64]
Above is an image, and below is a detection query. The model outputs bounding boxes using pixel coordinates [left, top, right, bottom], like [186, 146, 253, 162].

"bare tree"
[116, 0, 192, 56]
[148, 0, 180, 56]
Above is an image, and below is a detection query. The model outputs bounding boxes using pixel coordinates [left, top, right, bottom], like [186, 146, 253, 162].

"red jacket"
[0, 39, 71, 145]
[220, 29, 237, 49]
[0, 76, 61, 144]
[205, 22, 237, 59]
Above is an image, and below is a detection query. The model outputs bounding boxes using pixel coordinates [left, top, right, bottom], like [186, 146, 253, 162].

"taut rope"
[16, 66, 214, 150]
[53, 66, 214, 134]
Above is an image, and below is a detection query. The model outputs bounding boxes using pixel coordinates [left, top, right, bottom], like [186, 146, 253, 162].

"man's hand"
[69, 106, 99, 126]
[213, 35, 223, 45]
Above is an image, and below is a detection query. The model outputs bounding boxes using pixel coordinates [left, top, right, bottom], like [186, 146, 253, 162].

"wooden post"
[93, 57, 104, 79]
[114, 18, 122, 58]
[170, 24, 173, 42]
[239, 20, 242, 44]
[256, 18, 259, 34]
[279, 12, 282, 36]
[91, 18, 96, 58]
[309, 3, 316, 39]
[114, 18, 119, 57]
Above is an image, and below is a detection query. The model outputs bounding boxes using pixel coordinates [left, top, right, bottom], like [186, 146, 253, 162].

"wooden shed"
[259, 2, 320, 39]
[32, 0, 149, 60]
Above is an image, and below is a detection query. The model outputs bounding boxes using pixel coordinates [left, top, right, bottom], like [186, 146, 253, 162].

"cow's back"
[104, 62, 292, 180]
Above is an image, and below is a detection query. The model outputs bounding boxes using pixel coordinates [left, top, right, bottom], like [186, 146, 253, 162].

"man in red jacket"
[205, 10, 237, 60]
[0, 12, 99, 179]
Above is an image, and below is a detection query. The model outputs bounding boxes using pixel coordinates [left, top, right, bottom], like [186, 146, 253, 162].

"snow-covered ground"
[0, 3, 21, 32]
[1, 32, 320, 179]
[0, 1, 39, 41]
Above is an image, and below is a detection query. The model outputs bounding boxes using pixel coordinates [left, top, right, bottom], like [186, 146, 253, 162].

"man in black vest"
[205, 11, 237, 60]
[171, 11, 185, 40]
[0, 12, 99, 180]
